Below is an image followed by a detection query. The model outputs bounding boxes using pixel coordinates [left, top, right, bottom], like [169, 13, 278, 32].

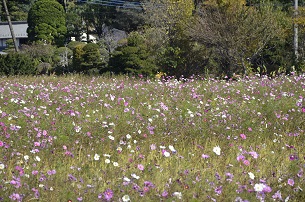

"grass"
[0, 74, 304, 201]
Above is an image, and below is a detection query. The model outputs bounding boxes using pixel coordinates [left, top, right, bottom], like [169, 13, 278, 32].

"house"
[0, 21, 28, 51]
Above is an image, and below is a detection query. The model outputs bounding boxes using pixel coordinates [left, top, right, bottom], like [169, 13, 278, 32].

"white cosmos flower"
[108, 135, 114, 140]
[213, 146, 221, 155]
[75, 126, 81, 133]
[35, 156, 41, 162]
[131, 173, 140, 179]
[126, 134, 131, 139]
[105, 159, 110, 164]
[163, 151, 170, 157]
[24, 155, 29, 161]
[94, 154, 100, 161]
[254, 183, 265, 192]
[248, 172, 255, 180]
[113, 162, 119, 167]
[168, 145, 176, 152]
[0, 163, 5, 169]
[122, 195, 130, 202]
[123, 177, 130, 182]
[173, 192, 182, 199]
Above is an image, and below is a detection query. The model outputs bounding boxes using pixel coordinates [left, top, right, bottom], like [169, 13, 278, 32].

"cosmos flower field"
[0, 74, 305, 201]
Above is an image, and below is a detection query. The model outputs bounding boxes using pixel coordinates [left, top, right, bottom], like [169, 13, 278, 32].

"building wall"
[0, 38, 24, 51]
[0, 21, 28, 51]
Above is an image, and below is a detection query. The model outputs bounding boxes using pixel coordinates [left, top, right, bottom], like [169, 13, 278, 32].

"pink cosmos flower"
[249, 151, 258, 159]
[201, 154, 210, 159]
[240, 134, 246, 139]
[150, 144, 156, 150]
[137, 164, 144, 171]
[237, 155, 245, 161]
[32, 170, 39, 175]
[9, 193, 21, 201]
[272, 190, 282, 200]
[243, 160, 250, 166]
[103, 189, 113, 201]
[288, 178, 294, 186]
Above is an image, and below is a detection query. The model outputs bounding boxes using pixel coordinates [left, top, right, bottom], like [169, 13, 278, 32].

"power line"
[77, 0, 145, 10]
[77, 0, 166, 10]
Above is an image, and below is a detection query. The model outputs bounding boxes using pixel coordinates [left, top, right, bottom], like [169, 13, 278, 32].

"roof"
[0, 21, 28, 39]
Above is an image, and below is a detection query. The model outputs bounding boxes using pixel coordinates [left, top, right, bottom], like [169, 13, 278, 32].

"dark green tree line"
[1, 0, 305, 77]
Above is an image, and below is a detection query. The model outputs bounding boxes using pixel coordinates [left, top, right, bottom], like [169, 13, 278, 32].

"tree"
[72, 43, 85, 72]
[143, 0, 196, 77]
[82, 43, 103, 69]
[0, 0, 31, 21]
[81, 4, 117, 39]
[27, 0, 67, 46]
[188, 0, 289, 77]
[20, 43, 56, 64]
[112, 6, 146, 33]
[0, 53, 36, 76]
[109, 32, 158, 76]
[66, 5, 85, 41]
[53, 46, 73, 73]
[72, 43, 104, 73]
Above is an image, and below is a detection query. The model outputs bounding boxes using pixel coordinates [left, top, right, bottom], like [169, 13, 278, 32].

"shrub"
[72, 43, 105, 74]
[0, 53, 36, 76]
[109, 32, 158, 77]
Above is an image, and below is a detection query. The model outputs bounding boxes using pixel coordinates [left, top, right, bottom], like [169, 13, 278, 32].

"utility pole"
[294, 0, 298, 63]
[2, 0, 19, 52]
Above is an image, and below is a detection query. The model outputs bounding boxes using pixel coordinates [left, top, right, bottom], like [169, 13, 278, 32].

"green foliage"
[82, 4, 117, 38]
[27, 0, 67, 45]
[252, 37, 294, 75]
[0, 53, 36, 75]
[82, 43, 103, 68]
[2, 0, 303, 77]
[72, 44, 86, 72]
[53, 46, 73, 73]
[0, 0, 31, 21]
[67, 41, 85, 51]
[20, 44, 56, 65]
[3, 39, 15, 53]
[112, 7, 146, 33]
[109, 32, 158, 76]
[189, 1, 290, 77]
[142, 0, 198, 77]
[66, 6, 85, 40]
[71, 43, 104, 73]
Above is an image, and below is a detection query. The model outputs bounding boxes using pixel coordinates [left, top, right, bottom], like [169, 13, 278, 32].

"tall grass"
[0, 74, 304, 201]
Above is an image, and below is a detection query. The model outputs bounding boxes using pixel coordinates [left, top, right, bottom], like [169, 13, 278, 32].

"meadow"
[0, 74, 304, 201]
